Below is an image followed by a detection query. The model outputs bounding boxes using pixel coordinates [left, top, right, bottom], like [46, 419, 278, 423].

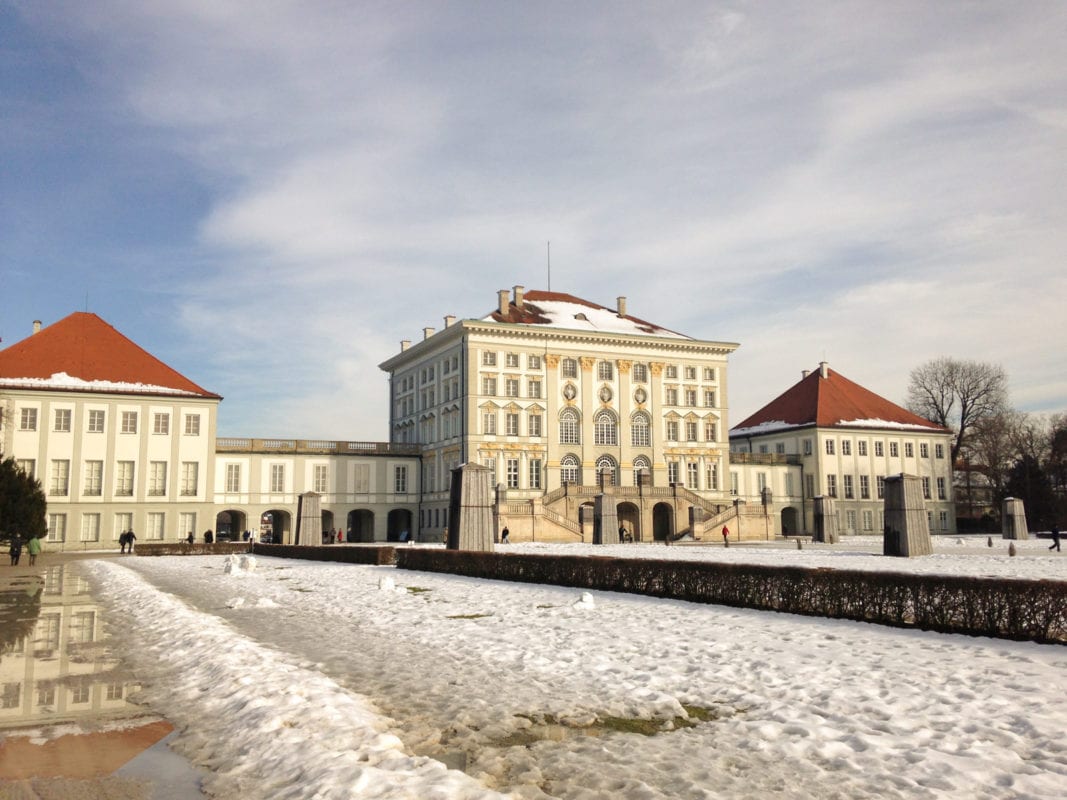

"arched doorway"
[321, 510, 336, 542]
[215, 509, 247, 542]
[387, 509, 413, 542]
[617, 502, 640, 542]
[652, 502, 674, 542]
[264, 509, 293, 545]
[347, 509, 375, 542]
[781, 506, 799, 536]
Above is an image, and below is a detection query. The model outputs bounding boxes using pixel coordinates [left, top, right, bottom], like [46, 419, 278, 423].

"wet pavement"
[0, 553, 208, 798]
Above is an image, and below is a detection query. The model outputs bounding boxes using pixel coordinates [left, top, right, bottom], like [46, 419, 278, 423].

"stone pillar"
[812, 496, 838, 543]
[637, 468, 652, 490]
[447, 464, 495, 551]
[1001, 497, 1029, 540]
[883, 474, 933, 557]
[688, 505, 705, 539]
[296, 492, 322, 546]
[593, 489, 620, 545]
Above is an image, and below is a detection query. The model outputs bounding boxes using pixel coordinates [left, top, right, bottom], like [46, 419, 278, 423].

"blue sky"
[3, 1, 1065, 440]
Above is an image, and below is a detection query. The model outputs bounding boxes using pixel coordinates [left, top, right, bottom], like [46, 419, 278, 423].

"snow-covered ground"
[84, 541, 1067, 799]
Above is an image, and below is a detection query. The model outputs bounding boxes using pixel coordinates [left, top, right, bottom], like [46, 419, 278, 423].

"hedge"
[249, 543, 397, 565]
[395, 549, 1067, 644]
[134, 542, 253, 557]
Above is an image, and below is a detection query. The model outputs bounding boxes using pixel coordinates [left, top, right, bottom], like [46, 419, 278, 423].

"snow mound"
[573, 591, 596, 609]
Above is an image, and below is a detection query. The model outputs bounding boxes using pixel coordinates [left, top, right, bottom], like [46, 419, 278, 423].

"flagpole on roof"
[547, 240, 551, 291]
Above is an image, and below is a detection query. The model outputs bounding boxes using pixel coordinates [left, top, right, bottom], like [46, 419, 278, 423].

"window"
[759, 445, 768, 454]
[826, 474, 837, 497]
[506, 459, 519, 489]
[84, 409, 104, 434]
[179, 462, 199, 496]
[633, 363, 648, 383]
[687, 462, 699, 488]
[54, 408, 71, 432]
[860, 475, 870, 499]
[528, 355, 541, 370]
[106, 683, 124, 701]
[483, 411, 497, 435]
[668, 462, 680, 484]
[561, 358, 578, 378]
[634, 457, 651, 486]
[37, 684, 56, 706]
[631, 414, 650, 447]
[703, 367, 716, 381]
[935, 443, 945, 459]
[785, 472, 794, 496]
[146, 512, 165, 540]
[482, 351, 496, 366]
[877, 475, 886, 499]
[527, 379, 542, 398]
[666, 420, 679, 441]
[559, 409, 580, 444]
[560, 455, 580, 484]
[529, 459, 542, 490]
[937, 477, 946, 500]
[805, 474, 814, 498]
[114, 513, 132, 541]
[939, 511, 948, 531]
[80, 514, 101, 543]
[594, 411, 618, 446]
[704, 390, 716, 407]
[394, 466, 408, 493]
[665, 365, 678, 379]
[50, 460, 70, 496]
[20, 408, 37, 431]
[705, 420, 718, 442]
[858, 440, 867, 456]
[2, 683, 21, 709]
[598, 361, 614, 381]
[863, 510, 874, 532]
[270, 464, 285, 493]
[528, 414, 542, 437]
[905, 442, 914, 458]
[685, 421, 698, 441]
[843, 475, 854, 499]
[846, 510, 857, 533]
[16, 459, 35, 478]
[889, 442, 899, 457]
[225, 464, 241, 493]
[706, 461, 719, 490]
[841, 440, 851, 456]
[148, 462, 167, 496]
[506, 413, 520, 436]
[313, 465, 328, 493]
[875, 441, 884, 457]
[84, 461, 103, 496]
[684, 366, 697, 380]
[803, 439, 813, 456]
[505, 353, 519, 368]
[481, 377, 497, 395]
[179, 512, 196, 540]
[353, 464, 370, 493]
[665, 387, 678, 405]
[47, 513, 67, 543]
[482, 457, 497, 479]
[505, 378, 520, 397]
[921, 477, 931, 499]
[153, 413, 170, 435]
[776, 443, 786, 454]
[825, 440, 835, 455]
[121, 411, 137, 434]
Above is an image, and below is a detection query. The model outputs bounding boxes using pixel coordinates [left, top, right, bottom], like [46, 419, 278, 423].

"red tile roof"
[731, 364, 946, 435]
[0, 312, 220, 399]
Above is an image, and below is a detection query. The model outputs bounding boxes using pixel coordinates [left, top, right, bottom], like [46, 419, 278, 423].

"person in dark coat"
[1050, 525, 1062, 552]
[501, 526, 510, 544]
[9, 534, 22, 566]
[119, 531, 129, 553]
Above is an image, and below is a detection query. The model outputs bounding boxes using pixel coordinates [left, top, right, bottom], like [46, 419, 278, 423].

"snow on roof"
[837, 418, 942, 431]
[0, 372, 203, 397]
[729, 420, 799, 437]
[484, 291, 692, 339]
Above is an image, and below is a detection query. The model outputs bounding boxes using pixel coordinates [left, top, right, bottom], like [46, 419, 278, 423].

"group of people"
[119, 530, 137, 553]
[7, 534, 42, 566]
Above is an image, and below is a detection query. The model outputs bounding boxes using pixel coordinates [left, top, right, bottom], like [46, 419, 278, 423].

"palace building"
[0, 289, 957, 549]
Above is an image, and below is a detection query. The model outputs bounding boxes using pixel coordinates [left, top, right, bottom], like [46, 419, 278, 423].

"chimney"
[802, 369, 811, 379]
[819, 362, 829, 379]
[444, 315, 457, 328]
[423, 327, 435, 340]
[33, 320, 42, 334]
[401, 339, 411, 352]
[498, 289, 510, 316]
[617, 296, 627, 317]
[513, 285, 525, 309]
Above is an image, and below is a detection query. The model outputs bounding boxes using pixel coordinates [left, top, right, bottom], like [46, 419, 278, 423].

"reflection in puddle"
[0, 562, 173, 783]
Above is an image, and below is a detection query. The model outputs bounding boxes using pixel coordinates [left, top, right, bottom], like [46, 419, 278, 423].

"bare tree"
[905, 357, 1009, 463]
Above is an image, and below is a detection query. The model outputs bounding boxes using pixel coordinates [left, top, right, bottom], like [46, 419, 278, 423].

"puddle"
[0, 561, 208, 796]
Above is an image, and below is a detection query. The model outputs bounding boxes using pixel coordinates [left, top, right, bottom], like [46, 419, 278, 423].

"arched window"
[631, 413, 650, 447]
[561, 358, 578, 378]
[596, 455, 617, 487]
[594, 410, 617, 446]
[561, 455, 581, 485]
[633, 456, 651, 486]
[560, 409, 580, 444]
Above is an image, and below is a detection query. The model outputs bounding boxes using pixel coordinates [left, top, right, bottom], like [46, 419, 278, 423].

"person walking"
[26, 535, 41, 566]
[1050, 524, 1061, 552]
[722, 525, 730, 547]
[9, 534, 23, 566]
[119, 531, 129, 554]
[501, 526, 510, 544]
[126, 530, 137, 553]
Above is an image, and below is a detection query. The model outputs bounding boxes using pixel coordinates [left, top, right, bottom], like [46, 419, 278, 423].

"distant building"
[729, 362, 957, 534]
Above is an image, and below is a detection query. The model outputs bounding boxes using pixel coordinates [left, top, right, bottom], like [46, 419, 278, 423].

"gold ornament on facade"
[544, 353, 561, 369]
[579, 357, 596, 372]
[617, 360, 632, 374]
[649, 362, 665, 376]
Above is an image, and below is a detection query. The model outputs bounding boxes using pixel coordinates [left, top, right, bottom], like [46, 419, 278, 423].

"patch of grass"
[406, 586, 432, 594]
[599, 716, 667, 736]
[681, 704, 720, 722]
[445, 613, 493, 620]
[290, 586, 313, 592]
[536, 604, 556, 609]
